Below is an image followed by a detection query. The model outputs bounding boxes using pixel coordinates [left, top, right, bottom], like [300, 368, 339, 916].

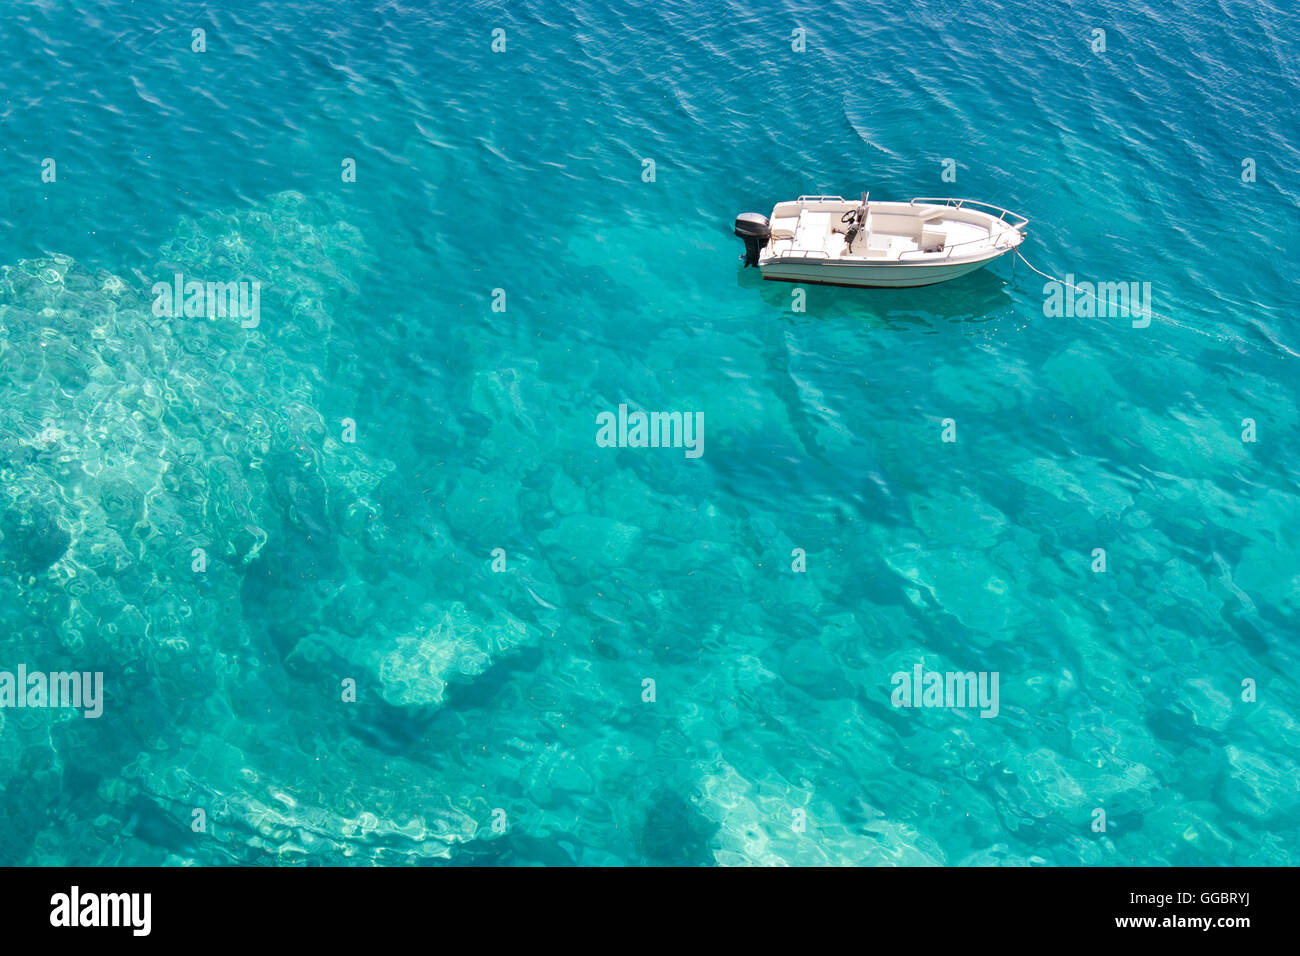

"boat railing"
[795, 195, 846, 203]
[772, 248, 832, 260]
[896, 230, 1020, 260]
[909, 197, 1030, 230]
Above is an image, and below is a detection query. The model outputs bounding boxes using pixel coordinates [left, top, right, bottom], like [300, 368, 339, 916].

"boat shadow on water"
[736, 260, 1028, 332]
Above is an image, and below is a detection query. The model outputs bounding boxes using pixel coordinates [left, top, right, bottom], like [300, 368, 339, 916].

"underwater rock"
[444, 468, 522, 544]
[289, 602, 534, 711]
[537, 514, 643, 580]
[0, 497, 71, 574]
[0, 192, 412, 862]
[637, 787, 717, 866]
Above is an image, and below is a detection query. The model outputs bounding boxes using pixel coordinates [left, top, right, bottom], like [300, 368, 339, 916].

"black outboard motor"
[734, 213, 770, 267]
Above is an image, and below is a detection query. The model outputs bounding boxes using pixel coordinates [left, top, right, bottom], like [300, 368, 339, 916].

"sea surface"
[0, 0, 1297, 865]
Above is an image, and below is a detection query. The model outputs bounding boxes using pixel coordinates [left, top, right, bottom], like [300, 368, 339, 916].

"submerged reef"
[0, 193, 463, 862]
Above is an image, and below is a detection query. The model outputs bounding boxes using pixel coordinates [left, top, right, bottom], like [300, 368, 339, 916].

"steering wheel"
[840, 210, 858, 223]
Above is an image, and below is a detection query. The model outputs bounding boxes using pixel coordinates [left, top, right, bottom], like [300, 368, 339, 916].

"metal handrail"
[795, 195, 845, 202]
[764, 243, 826, 261]
[769, 246, 831, 260]
[896, 230, 1021, 261]
[909, 197, 1029, 230]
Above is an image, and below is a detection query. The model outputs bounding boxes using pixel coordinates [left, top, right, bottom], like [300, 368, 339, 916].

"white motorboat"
[734, 193, 1028, 288]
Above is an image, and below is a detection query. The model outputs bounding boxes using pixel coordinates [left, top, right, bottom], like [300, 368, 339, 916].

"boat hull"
[739, 195, 1029, 289]
[759, 251, 1008, 288]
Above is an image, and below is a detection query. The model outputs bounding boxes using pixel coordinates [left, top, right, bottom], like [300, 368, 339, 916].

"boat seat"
[859, 231, 894, 259]
[920, 226, 948, 253]
[791, 211, 832, 254]
[770, 215, 798, 241]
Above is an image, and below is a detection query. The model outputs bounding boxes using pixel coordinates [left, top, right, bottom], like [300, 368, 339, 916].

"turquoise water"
[0, 0, 1297, 865]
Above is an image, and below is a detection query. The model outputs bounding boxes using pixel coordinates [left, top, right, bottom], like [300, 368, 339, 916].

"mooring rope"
[1010, 245, 1225, 341]
[1013, 247, 1097, 300]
